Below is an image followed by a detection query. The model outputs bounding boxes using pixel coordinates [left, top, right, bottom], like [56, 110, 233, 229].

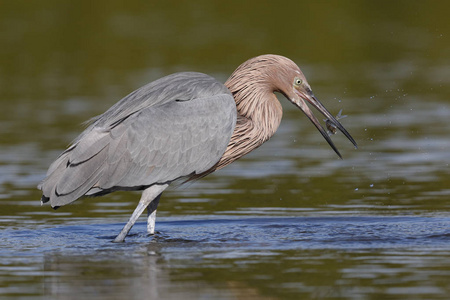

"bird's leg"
[146, 193, 161, 235]
[113, 184, 168, 243]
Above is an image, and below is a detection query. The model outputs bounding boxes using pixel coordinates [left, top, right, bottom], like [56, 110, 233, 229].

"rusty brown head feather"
[215, 54, 357, 170]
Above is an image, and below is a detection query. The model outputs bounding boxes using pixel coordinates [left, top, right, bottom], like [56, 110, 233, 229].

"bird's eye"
[294, 78, 303, 86]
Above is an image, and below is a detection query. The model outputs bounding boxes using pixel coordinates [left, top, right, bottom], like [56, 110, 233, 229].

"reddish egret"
[39, 54, 357, 242]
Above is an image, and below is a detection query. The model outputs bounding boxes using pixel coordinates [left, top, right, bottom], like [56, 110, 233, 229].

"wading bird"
[38, 54, 357, 242]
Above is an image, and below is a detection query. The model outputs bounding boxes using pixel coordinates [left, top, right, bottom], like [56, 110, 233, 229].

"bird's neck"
[235, 89, 283, 139]
[214, 81, 283, 170]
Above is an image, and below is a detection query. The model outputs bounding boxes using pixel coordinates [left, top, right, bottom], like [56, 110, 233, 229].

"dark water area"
[1, 1, 450, 299]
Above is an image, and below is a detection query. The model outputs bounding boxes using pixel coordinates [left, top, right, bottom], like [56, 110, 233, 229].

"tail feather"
[40, 195, 50, 204]
[38, 134, 109, 208]
[39, 151, 71, 203]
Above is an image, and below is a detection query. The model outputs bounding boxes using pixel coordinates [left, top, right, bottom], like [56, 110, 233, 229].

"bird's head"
[268, 55, 357, 158]
[226, 54, 357, 158]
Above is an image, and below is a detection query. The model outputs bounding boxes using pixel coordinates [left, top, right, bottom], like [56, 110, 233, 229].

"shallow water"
[1, 1, 450, 299]
[2, 216, 450, 299]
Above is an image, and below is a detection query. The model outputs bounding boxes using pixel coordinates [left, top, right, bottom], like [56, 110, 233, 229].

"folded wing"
[39, 72, 236, 207]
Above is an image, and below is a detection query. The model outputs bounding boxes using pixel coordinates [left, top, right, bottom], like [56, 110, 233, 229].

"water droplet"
[370, 184, 374, 188]
[354, 188, 359, 191]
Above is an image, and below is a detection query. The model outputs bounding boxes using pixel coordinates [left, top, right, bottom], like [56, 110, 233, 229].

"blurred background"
[1, 1, 449, 299]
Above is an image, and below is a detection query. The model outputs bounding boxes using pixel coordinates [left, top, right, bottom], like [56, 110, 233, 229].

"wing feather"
[39, 72, 237, 207]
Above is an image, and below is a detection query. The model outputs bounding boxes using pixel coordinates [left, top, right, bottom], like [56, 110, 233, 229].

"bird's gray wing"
[88, 72, 229, 130]
[39, 72, 236, 207]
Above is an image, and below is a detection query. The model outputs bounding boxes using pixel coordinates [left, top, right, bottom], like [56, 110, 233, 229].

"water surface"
[1, 1, 449, 299]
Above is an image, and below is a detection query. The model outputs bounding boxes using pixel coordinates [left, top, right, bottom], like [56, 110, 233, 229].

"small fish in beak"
[325, 109, 347, 135]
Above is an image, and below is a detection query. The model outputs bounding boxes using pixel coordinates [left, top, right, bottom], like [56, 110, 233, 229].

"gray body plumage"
[39, 72, 237, 207]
